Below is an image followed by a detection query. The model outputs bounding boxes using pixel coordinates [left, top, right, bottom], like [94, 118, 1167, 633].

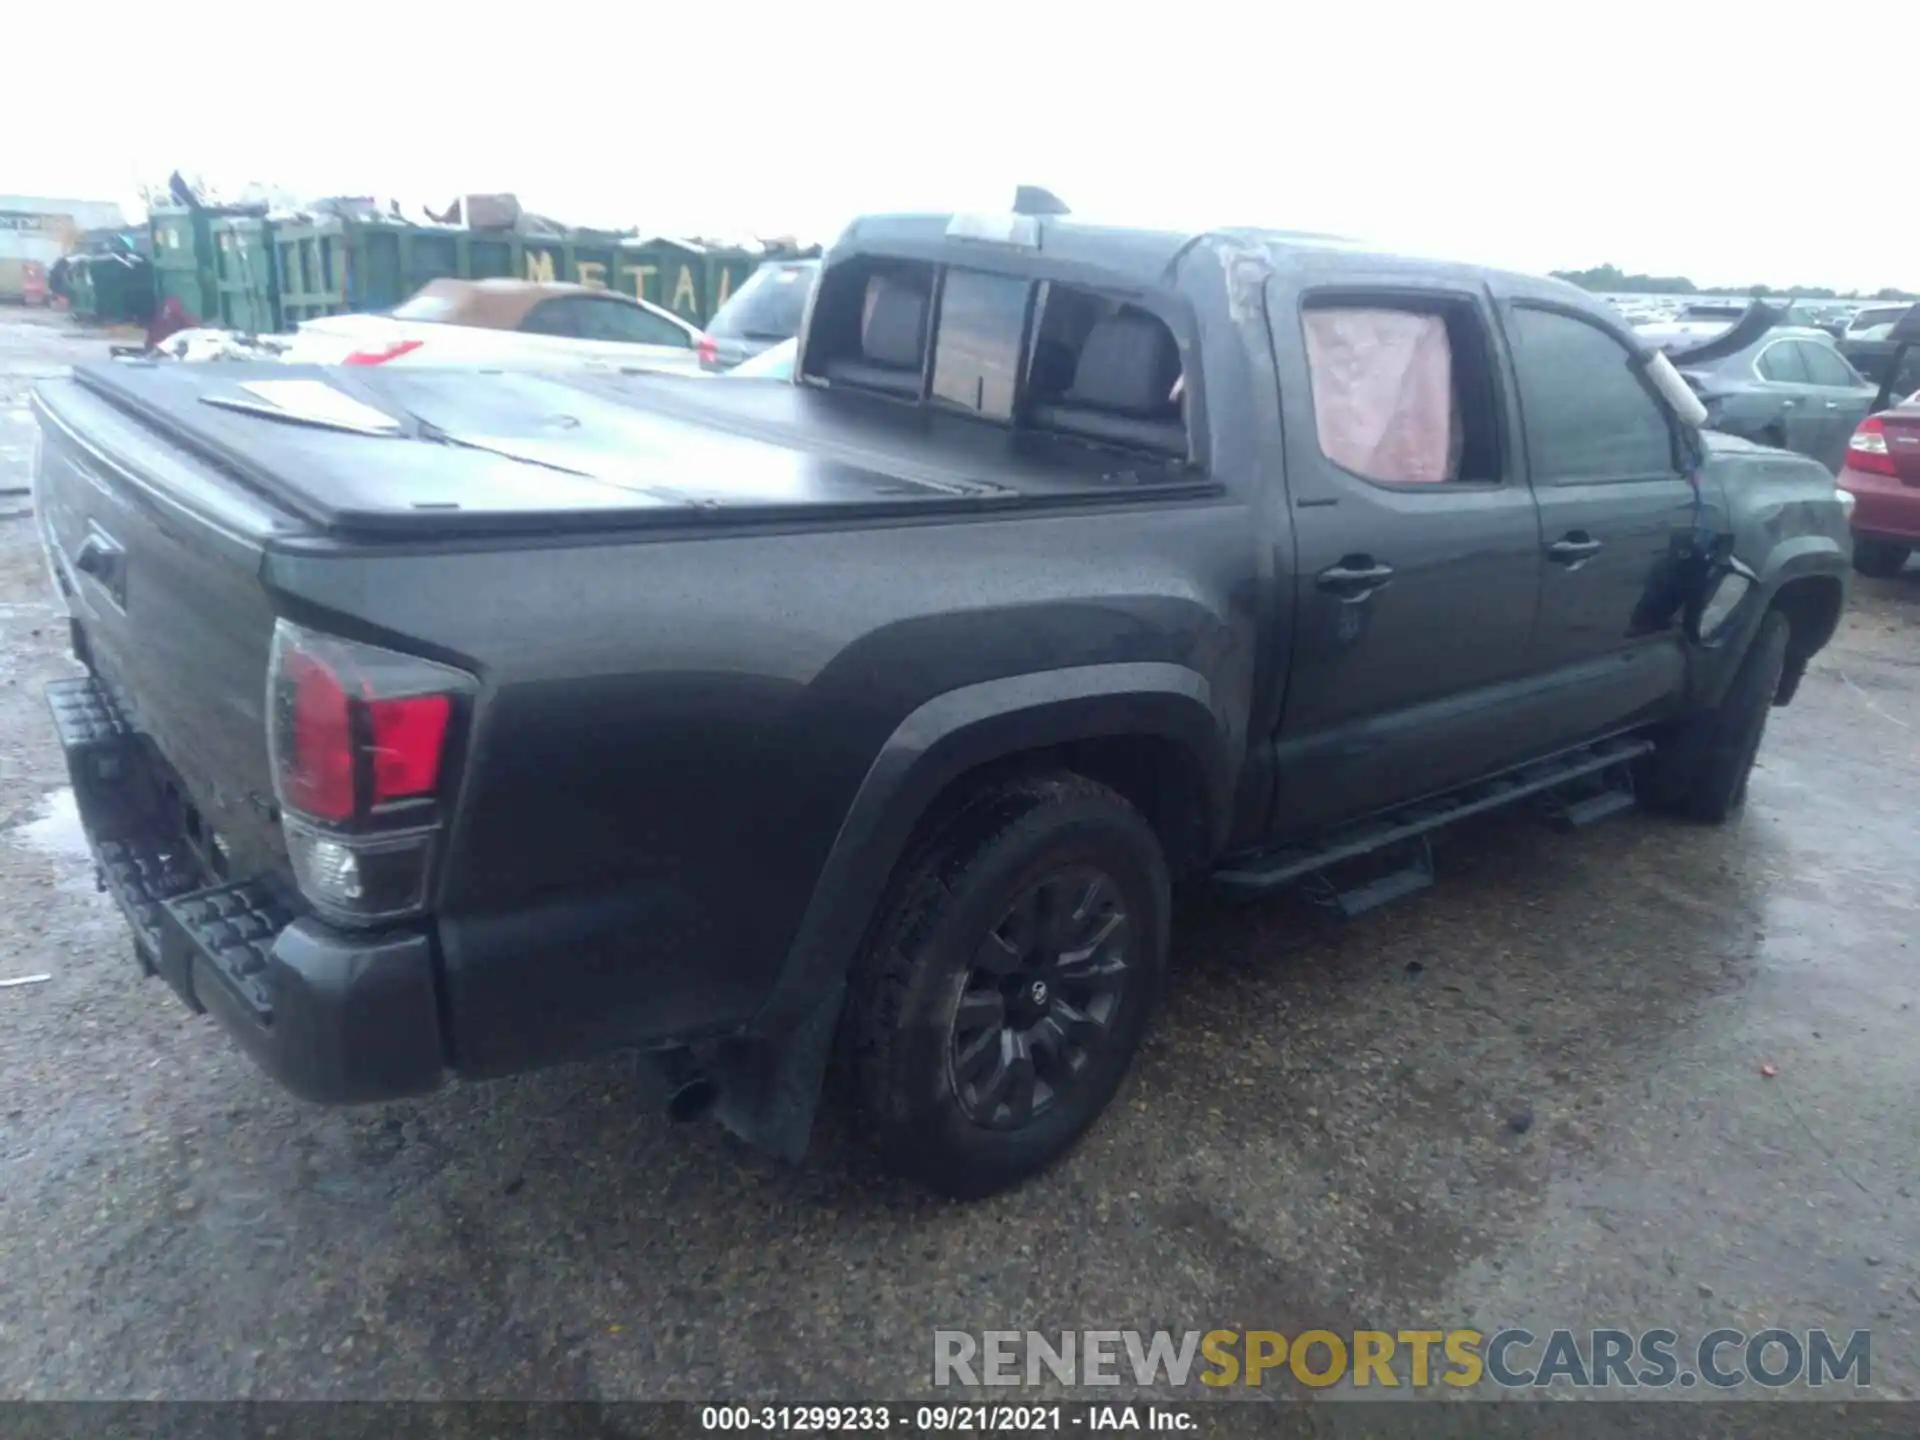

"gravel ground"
[0, 311, 1914, 1403]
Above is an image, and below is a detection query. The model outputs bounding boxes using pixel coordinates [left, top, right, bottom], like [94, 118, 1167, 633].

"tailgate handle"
[74, 531, 127, 606]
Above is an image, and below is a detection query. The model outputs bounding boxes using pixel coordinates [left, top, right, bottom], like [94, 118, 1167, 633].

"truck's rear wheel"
[1640, 609, 1789, 824]
[844, 773, 1169, 1199]
[1852, 537, 1912, 579]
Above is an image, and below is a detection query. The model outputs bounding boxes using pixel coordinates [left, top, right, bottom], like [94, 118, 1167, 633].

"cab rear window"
[803, 257, 1192, 462]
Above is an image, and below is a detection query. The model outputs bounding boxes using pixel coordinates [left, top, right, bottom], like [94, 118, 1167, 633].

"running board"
[1212, 737, 1653, 898]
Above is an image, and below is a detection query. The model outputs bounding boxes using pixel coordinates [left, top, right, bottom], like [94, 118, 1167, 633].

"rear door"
[1750, 337, 1831, 460]
[1499, 298, 1697, 739]
[1797, 338, 1877, 471]
[1262, 274, 1544, 836]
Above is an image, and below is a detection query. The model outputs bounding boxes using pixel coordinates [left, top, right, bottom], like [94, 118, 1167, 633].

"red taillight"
[268, 621, 475, 924]
[270, 623, 468, 824]
[342, 338, 424, 366]
[1847, 416, 1898, 477]
[697, 334, 719, 366]
[368, 693, 450, 803]
[281, 648, 356, 822]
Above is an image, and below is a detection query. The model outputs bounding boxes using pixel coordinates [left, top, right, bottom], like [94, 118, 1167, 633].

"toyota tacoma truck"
[30, 201, 1852, 1198]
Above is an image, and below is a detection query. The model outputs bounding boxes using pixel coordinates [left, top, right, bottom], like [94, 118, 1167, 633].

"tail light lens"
[341, 338, 424, 366]
[696, 334, 719, 367]
[267, 620, 474, 924]
[1846, 416, 1898, 477]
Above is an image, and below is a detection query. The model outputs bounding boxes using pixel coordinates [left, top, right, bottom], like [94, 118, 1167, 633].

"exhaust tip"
[646, 1048, 718, 1123]
[666, 1073, 719, 1124]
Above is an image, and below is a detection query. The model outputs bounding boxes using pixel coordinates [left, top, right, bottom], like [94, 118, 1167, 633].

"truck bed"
[62, 361, 1211, 540]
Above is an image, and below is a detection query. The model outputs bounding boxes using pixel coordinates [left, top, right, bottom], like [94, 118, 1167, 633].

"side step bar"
[1212, 736, 1652, 902]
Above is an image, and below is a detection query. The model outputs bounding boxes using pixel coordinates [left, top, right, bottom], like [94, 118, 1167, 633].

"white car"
[274, 277, 707, 374]
[1843, 305, 1915, 344]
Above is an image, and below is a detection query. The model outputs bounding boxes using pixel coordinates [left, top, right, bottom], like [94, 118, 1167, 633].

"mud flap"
[709, 980, 846, 1163]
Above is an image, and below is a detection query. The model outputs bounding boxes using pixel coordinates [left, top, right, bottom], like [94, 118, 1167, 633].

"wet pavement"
[0, 311, 1914, 1402]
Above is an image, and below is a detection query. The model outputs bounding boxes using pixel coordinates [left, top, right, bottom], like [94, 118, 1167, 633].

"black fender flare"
[754, 661, 1235, 1035]
[1695, 538, 1848, 710]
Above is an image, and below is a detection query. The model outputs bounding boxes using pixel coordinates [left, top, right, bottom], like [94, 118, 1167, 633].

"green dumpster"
[212, 216, 279, 333]
[148, 205, 218, 325]
[66, 257, 98, 322]
[84, 253, 154, 325]
[276, 217, 539, 324]
[519, 231, 624, 293]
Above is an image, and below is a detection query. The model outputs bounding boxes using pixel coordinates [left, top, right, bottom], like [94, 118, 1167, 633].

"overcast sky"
[11, 0, 1904, 292]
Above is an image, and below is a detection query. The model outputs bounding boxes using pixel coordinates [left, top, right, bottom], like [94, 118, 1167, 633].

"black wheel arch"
[1695, 542, 1848, 711]
[753, 662, 1234, 1038]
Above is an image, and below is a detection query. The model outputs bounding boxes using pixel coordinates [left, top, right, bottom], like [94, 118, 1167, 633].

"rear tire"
[1852, 537, 1912, 579]
[843, 773, 1169, 1199]
[1640, 610, 1790, 824]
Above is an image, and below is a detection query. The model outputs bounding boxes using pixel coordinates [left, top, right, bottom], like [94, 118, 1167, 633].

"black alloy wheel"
[949, 865, 1130, 1130]
[842, 772, 1170, 1199]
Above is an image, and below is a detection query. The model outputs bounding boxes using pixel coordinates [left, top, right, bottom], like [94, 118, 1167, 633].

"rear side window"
[930, 270, 1029, 419]
[521, 298, 584, 338]
[1509, 306, 1676, 483]
[1757, 341, 1809, 383]
[1800, 341, 1859, 387]
[575, 298, 691, 347]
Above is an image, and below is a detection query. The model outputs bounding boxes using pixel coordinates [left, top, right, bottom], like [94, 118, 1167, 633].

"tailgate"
[32, 375, 296, 878]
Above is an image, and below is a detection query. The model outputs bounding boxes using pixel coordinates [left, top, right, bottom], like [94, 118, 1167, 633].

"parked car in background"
[1838, 302, 1920, 392]
[275, 278, 705, 373]
[1642, 319, 1877, 473]
[1835, 304, 1920, 577]
[725, 336, 796, 379]
[1838, 396, 1920, 577]
[697, 259, 819, 372]
[1843, 305, 1913, 343]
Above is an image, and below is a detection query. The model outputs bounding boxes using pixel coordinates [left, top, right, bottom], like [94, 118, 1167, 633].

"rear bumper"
[47, 675, 446, 1104]
[1838, 463, 1920, 542]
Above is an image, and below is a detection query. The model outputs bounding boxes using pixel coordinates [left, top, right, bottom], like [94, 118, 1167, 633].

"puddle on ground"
[9, 788, 90, 862]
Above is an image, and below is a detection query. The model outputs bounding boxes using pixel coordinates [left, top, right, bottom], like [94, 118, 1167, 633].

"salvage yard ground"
[0, 310, 1915, 1400]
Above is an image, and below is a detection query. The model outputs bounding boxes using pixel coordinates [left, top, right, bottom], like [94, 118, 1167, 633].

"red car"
[1838, 395, 1920, 577]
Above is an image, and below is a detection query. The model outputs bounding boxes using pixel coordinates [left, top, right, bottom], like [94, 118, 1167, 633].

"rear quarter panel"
[267, 498, 1258, 1075]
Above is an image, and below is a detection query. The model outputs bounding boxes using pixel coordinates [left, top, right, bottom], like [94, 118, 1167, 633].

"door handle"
[1547, 534, 1603, 565]
[1315, 557, 1395, 599]
[1781, 398, 1799, 409]
[1825, 400, 1840, 410]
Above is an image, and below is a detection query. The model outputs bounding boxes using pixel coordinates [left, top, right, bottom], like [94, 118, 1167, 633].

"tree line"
[1551, 264, 1917, 302]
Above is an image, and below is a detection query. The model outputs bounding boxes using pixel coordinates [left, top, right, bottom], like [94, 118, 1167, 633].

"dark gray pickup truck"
[31, 206, 1852, 1197]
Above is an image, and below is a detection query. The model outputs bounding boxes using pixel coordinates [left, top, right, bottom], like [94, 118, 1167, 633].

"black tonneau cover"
[68, 362, 1206, 539]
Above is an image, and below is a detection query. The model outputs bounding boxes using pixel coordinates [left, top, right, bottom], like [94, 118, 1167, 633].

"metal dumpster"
[148, 205, 217, 325]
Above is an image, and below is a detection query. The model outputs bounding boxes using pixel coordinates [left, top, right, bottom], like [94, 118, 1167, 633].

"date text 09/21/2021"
[699, 1405, 1190, 1432]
